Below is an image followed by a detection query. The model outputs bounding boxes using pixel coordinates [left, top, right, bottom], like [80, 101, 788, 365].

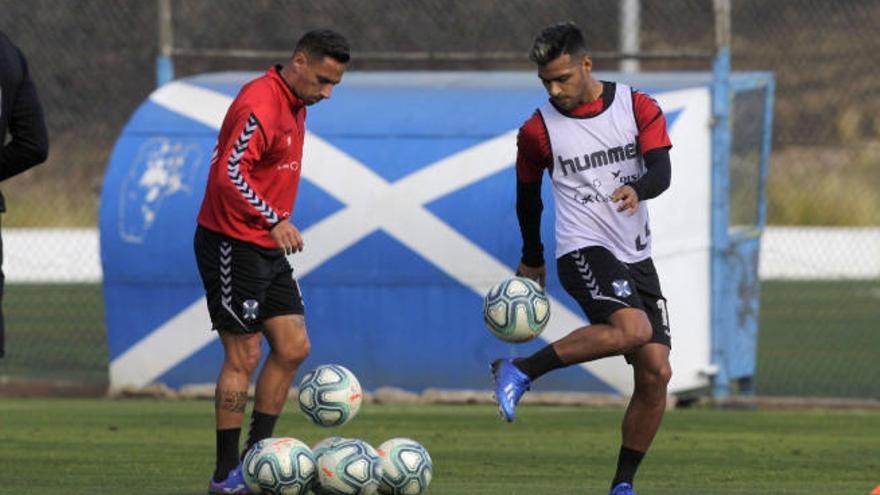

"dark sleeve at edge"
[0, 51, 49, 181]
[516, 179, 544, 267]
[630, 147, 671, 201]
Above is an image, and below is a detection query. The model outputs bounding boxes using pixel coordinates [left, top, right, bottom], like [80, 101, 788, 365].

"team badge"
[612, 279, 632, 298]
[242, 299, 259, 321]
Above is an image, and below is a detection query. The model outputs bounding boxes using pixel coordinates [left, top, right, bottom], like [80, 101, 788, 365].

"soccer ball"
[377, 438, 433, 495]
[315, 438, 383, 495]
[298, 364, 363, 427]
[483, 276, 550, 342]
[242, 437, 316, 495]
[313, 436, 350, 460]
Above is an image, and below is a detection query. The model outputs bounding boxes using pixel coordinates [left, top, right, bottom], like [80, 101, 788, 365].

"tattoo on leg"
[216, 390, 249, 413]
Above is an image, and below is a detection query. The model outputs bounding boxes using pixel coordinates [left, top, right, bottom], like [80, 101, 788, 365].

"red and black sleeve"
[631, 90, 672, 200]
[214, 105, 288, 229]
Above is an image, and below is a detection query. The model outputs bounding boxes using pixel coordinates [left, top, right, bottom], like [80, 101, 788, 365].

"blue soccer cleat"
[208, 464, 251, 495]
[609, 482, 636, 495]
[491, 358, 531, 422]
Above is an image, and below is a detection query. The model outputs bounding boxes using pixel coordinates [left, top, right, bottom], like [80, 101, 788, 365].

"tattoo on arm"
[216, 390, 249, 413]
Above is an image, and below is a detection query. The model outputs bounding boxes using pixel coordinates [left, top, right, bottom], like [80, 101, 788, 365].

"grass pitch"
[755, 280, 879, 397]
[4, 280, 879, 398]
[0, 399, 877, 495]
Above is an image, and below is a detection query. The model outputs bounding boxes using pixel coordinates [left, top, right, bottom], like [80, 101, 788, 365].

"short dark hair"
[295, 29, 350, 64]
[528, 21, 586, 65]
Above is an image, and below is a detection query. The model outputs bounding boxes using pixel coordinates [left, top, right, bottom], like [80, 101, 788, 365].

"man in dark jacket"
[0, 31, 50, 357]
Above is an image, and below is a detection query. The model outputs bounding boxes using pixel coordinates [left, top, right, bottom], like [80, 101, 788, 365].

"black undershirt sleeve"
[516, 179, 544, 267]
[630, 147, 671, 201]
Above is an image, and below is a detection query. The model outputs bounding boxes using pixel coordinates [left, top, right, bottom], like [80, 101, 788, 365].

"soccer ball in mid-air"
[242, 437, 316, 495]
[298, 364, 363, 427]
[315, 438, 383, 495]
[377, 438, 433, 495]
[483, 276, 550, 342]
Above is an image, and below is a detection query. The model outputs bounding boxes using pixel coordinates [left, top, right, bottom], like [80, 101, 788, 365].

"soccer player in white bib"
[491, 22, 673, 495]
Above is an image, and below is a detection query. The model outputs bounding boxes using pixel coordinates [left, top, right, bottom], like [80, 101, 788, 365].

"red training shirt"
[197, 66, 306, 249]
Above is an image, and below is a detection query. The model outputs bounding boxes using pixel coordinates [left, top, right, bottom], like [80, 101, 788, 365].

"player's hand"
[270, 221, 304, 255]
[611, 184, 640, 215]
[516, 262, 547, 289]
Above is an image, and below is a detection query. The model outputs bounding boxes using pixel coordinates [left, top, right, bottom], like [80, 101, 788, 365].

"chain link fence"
[0, 0, 876, 398]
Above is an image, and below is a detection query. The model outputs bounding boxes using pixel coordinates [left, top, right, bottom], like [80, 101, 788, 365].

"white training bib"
[540, 83, 653, 263]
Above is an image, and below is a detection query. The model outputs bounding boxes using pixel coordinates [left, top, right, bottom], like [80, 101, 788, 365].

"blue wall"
[101, 72, 691, 392]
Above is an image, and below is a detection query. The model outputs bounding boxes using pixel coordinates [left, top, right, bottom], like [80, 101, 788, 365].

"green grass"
[0, 284, 107, 385]
[1, 280, 879, 398]
[756, 280, 880, 397]
[0, 400, 877, 495]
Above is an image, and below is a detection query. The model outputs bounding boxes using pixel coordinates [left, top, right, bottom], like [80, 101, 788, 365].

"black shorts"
[556, 246, 671, 348]
[194, 225, 304, 334]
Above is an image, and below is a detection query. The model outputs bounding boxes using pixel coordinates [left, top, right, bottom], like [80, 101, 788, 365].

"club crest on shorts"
[612, 279, 632, 298]
[242, 299, 259, 321]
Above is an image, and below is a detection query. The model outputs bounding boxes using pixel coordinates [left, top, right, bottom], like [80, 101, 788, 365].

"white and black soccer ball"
[242, 437, 316, 495]
[313, 436, 350, 461]
[377, 438, 433, 495]
[298, 364, 363, 427]
[483, 276, 550, 343]
[315, 438, 383, 495]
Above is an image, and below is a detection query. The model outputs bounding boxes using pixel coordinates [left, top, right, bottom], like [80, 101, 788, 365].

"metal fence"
[0, 0, 876, 398]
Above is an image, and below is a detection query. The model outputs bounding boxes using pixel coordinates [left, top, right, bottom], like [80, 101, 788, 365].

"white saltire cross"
[109, 80, 637, 393]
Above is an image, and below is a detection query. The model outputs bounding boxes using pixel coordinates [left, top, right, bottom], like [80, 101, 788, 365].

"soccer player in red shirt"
[492, 22, 673, 495]
[194, 29, 349, 494]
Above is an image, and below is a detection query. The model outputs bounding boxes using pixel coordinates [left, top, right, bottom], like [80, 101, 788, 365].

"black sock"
[611, 446, 645, 487]
[214, 428, 241, 482]
[242, 410, 279, 458]
[513, 344, 565, 380]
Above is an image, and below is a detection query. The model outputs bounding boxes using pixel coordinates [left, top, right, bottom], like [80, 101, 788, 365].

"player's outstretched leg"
[490, 358, 531, 422]
[208, 464, 251, 495]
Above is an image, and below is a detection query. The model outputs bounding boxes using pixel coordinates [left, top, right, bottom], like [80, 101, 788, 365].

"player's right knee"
[620, 319, 652, 351]
[298, 338, 311, 362]
[274, 337, 310, 368]
[226, 346, 262, 374]
[265, 316, 310, 367]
